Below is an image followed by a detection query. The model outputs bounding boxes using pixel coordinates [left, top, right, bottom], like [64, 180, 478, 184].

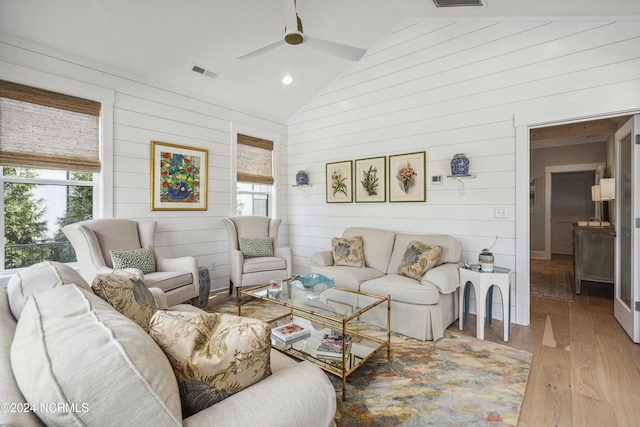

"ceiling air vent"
[191, 65, 218, 79]
[432, 0, 485, 7]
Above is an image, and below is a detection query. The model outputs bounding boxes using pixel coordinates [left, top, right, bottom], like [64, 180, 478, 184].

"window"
[0, 80, 100, 270]
[236, 134, 273, 216]
[236, 183, 270, 216]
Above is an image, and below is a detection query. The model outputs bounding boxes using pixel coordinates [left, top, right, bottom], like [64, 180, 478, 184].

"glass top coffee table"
[238, 283, 390, 400]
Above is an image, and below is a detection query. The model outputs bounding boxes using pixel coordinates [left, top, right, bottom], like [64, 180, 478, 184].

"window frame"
[0, 65, 114, 279]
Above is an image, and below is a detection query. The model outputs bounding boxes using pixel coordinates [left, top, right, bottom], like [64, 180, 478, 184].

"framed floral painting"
[389, 151, 426, 202]
[150, 141, 208, 211]
[355, 156, 386, 203]
[326, 160, 353, 203]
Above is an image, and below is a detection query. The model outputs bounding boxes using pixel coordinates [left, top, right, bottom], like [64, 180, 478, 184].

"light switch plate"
[494, 207, 508, 219]
[431, 175, 443, 185]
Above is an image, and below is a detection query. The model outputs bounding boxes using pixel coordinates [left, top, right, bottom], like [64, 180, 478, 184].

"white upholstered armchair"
[223, 216, 292, 294]
[62, 219, 199, 306]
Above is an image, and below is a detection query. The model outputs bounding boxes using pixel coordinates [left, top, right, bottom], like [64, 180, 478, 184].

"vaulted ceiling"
[1, 0, 639, 122]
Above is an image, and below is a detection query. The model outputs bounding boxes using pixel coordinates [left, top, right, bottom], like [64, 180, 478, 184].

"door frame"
[514, 91, 640, 326]
[614, 115, 640, 343]
[543, 163, 605, 259]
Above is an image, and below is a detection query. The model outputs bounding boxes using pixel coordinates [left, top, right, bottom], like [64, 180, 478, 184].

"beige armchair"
[62, 219, 199, 307]
[223, 216, 292, 294]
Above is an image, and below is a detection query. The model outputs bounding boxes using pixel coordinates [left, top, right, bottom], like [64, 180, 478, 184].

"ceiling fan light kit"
[284, 31, 304, 45]
[235, 0, 365, 61]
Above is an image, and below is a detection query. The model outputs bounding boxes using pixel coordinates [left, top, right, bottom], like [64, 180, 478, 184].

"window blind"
[0, 80, 101, 172]
[237, 134, 274, 185]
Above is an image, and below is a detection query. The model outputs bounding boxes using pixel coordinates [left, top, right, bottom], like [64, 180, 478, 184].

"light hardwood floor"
[448, 255, 640, 427]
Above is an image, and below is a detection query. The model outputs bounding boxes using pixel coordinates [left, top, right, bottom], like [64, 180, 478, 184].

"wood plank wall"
[285, 19, 640, 323]
[0, 37, 287, 290]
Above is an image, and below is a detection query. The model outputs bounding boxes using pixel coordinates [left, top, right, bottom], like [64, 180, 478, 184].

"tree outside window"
[2, 167, 93, 270]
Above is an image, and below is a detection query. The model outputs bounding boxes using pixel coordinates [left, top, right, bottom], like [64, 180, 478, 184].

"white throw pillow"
[7, 260, 91, 320]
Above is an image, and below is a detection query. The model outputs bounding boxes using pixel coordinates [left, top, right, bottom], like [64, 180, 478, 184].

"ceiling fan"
[235, 0, 366, 61]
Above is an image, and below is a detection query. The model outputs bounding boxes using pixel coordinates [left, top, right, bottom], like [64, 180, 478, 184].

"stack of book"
[316, 333, 352, 360]
[271, 322, 311, 345]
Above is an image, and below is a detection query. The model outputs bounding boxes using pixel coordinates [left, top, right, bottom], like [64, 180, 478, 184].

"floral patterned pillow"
[332, 236, 365, 267]
[397, 241, 442, 281]
[149, 310, 271, 418]
[239, 237, 274, 258]
[91, 271, 158, 331]
[110, 245, 156, 274]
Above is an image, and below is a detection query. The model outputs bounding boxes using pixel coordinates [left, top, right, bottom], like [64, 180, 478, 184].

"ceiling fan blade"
[235, 38, 284, 59]
[303, 36, 366, 61]
[277, 0, 299, 32]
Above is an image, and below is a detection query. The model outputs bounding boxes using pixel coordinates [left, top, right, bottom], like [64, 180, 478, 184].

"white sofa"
[1, 262, 336, 427]
[311, 227, 462, 341]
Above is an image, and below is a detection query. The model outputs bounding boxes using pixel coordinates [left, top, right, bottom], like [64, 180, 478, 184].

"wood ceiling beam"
[530, 118, 619, 141]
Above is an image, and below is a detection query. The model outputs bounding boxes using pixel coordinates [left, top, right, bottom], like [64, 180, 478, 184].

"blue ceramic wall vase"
[450, 153, 469, 175]
[295, 170, 308, 185]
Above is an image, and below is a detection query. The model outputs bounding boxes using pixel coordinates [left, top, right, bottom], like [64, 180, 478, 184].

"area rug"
[210, 300, 532, 426]
[530, 270, 575, 301]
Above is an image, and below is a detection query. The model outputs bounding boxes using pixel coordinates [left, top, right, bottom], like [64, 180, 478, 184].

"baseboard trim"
[530, 251, 548, 260]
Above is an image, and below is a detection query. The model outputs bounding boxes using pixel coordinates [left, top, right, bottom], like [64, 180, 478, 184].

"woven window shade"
[0, 80, 101, 172]
[237, 134, 274, 185]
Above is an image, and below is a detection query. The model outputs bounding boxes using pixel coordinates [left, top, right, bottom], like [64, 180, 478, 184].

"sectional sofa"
[311, 227, 462, 341]
[1, 261, 336, 427]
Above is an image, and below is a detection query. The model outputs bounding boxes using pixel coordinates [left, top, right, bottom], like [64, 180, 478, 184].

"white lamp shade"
[600, 178, 615, 200]
[591, 185, 601, 202]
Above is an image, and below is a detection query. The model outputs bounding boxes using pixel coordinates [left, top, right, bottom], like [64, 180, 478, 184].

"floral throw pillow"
[149, 310, 271, 418]
[239, 237, 274, 258]
[110, 245, 156, 274]
[91, 271, 158, 331]
[397, 241, 442, 281]
[332, 236, 365, 267]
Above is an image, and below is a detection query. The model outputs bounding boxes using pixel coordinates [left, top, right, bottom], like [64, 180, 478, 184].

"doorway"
[550, 170, 596, 255]
[527, 115, 630, 307]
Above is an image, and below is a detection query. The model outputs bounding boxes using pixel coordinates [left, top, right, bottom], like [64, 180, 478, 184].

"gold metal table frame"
[238, 283, 390, 400]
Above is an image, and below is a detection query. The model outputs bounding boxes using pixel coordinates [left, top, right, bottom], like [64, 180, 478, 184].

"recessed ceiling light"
[282, 75, 293, 85]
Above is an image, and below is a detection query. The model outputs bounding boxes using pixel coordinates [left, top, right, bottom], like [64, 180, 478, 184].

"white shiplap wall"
[285, 19, 640, 325]
[0, 36, 287, 291]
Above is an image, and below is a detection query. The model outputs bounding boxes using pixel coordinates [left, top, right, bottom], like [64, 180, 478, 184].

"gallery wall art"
[326, 160, 353, 203]
[355, 156, 386, 203]
[389, 152, 426, 203]
[150, 141, 208, 211]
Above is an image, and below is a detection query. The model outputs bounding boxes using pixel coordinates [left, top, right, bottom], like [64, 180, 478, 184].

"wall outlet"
[209, 261, 217, 271]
